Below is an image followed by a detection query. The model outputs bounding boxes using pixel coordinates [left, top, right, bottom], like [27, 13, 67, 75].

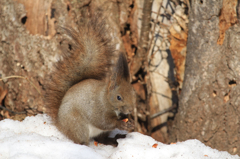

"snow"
[0, 114, 238, 159]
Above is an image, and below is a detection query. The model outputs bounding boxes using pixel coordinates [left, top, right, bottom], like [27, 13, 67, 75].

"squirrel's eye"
[117, 95, 122, 101]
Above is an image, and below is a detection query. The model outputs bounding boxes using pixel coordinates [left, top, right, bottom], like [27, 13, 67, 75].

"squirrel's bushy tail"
[45, 17, 114, 120]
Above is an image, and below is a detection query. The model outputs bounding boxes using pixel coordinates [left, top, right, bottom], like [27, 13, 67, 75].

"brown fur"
[45, 16, 114, 120]
[45, 16, 135, 145]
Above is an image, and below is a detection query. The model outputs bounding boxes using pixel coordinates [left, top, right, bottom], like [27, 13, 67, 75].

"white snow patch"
[0, 114, 238, 159]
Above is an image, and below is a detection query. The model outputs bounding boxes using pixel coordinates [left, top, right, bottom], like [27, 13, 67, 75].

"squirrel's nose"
[121, 106, 131, 114]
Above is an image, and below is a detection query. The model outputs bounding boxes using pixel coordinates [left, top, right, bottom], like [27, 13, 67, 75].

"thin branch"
[0, 105, 27, 115]
[147, 0, 164, 60]
[161, 3, 188, 32]
[151, 91, 172, 100]
[0, 75, 42, 95]
[150, 104, 176, 119]
[134, 107, 138, 131]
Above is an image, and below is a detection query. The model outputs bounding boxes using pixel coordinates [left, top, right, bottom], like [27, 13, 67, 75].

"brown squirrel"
[45, 17, 136, 145]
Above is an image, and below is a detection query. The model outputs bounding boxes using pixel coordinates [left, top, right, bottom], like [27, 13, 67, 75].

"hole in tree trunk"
[68, 44, 72, 51]
[67, 4, 70, 12]
[213, 90, 217, 97]
[21, 16, 27, 25]
[229, 80, 236, 87]
[51, 8, 55, 19]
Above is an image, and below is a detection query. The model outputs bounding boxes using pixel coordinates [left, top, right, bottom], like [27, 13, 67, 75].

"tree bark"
[170, 0, 240, 155]
[131, 0, 153, 75]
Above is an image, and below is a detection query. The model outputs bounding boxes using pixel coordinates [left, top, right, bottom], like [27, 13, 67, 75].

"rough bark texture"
[170, 0, 240, 155]
[0, 0, 59, 120]
[131, 0, 153, 75]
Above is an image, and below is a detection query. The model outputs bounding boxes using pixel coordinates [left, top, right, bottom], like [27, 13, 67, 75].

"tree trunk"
[170, 0, 240, 155]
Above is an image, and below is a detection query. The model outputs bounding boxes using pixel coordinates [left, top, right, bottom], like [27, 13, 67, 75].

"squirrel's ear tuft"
[117, 53, 130, 82]
[108, 53, 130, 90]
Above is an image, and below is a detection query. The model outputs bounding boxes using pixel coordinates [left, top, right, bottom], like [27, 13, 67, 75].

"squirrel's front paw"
[118, 119, 134, 131]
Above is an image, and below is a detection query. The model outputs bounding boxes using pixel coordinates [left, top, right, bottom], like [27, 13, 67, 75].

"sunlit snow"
[0, 114, 238, 159]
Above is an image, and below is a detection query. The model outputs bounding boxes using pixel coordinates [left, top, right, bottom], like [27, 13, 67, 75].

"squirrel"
[45, 16, 136, 145]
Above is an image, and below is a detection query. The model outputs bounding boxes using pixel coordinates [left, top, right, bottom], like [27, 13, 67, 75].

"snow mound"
[0, 114, 238, 159]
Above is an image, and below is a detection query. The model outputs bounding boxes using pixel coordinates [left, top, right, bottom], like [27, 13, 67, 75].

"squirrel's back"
[45, 16, 114, 120]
